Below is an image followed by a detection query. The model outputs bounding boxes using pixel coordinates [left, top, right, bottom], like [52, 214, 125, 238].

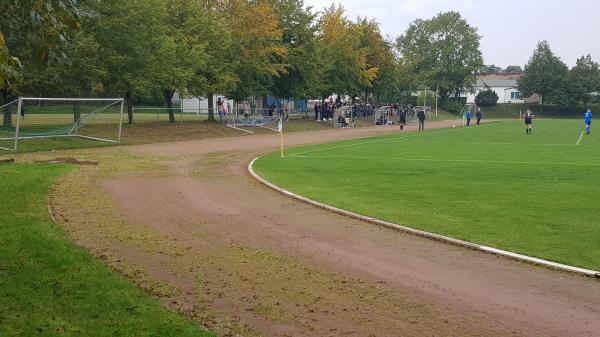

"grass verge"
[0, 163, 215, 336]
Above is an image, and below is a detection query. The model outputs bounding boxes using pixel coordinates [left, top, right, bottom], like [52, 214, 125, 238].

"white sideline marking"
[576, 131, 584, 146]
[248, 157, 600, 279]
[289, 154, 600, 167]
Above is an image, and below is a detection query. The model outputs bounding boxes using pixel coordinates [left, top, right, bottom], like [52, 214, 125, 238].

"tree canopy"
[518, 40, 569, 104]
[397, 11, 483, 98]
[7, 2, 597, 116]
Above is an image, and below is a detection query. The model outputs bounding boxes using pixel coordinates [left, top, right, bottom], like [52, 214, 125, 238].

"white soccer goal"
[457, 103, 476, 127]
[0, 98, 124, 151]
[227, 109, 281, 134]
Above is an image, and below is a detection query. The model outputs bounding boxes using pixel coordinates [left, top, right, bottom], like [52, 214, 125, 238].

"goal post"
[0, 97, 124, 151]
[457, 103, 476, 127]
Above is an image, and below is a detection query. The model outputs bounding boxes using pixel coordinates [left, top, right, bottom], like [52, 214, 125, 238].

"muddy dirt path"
[52, 121, 600, 337]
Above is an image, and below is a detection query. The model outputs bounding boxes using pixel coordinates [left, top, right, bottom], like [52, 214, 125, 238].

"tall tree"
[269, 0, 319, 100]
[225, 0, 287, 101]
[314, 5, 376, 99]
[1, 0, 85, 130]
[0, 0, 85, 97]
[518, 40, 569, 104]
[85, 0, 171, 124]
[355, 18, 391, 102]
[567, 55, 600, 105]
[177, 0, 237, 121]
[397, 11, 483, 98]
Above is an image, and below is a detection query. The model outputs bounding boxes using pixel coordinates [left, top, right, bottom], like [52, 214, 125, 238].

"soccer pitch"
[253, 119, 600, 271]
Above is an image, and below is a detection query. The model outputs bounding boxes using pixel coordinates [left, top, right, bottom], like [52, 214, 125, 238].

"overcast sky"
[304, 0, 599, 68]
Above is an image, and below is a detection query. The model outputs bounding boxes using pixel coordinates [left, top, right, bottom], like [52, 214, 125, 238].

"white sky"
[304, 0, 599, 68]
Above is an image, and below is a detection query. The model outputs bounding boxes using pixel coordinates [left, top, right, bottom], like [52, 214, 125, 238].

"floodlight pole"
[14, 99, 22, 151]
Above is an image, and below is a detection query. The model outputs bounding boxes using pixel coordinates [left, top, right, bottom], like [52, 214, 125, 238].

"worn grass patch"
[0, 163, 214, 336]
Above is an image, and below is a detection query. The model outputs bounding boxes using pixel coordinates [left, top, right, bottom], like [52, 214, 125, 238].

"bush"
[475, 89, 499, 106]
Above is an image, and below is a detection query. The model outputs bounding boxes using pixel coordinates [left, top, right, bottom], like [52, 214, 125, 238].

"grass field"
[0, 163, 215, 336]
[254, 119, 600, 271]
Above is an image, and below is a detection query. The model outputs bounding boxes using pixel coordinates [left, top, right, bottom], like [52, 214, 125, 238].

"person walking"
[217, 97, 226, 124]
[465, 110, 472, 127]
[314, 102, 320, 121]
[399, 109, 407, 131]
[524, 109, 533, 135]
[417, 109, 425, 131]
[584, 108, 593, 135]
[476, 107, 482, 125]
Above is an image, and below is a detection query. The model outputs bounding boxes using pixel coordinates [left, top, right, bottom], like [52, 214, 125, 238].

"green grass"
[479, 103, 599, 119]
[0, 164, 215, 336]
[254, 120, 600, 271]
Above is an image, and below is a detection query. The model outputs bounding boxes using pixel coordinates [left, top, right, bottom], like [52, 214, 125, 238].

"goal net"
[0, 98, 124, 151]
[227, 108, 281, 134]
[457, 103, 476, 127]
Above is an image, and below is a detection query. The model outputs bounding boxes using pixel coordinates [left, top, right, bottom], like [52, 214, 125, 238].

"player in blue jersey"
[584, 109, 592, 135]
[465, 110, 472, 126]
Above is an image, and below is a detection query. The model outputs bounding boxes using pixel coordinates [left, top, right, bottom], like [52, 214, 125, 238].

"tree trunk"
[73, 102, 81, 124]
[207, 92, 215, 121]
[125, 88, 134, 125]
[164, 89, 176, 123]
[1, 87, 11, 129]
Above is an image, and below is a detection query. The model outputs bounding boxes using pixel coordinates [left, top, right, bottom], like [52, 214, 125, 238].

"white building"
[466, 76, 524, 104]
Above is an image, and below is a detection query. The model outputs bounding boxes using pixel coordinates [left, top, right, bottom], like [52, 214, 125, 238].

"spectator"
[399, 109, 406, 131]
[417, 109, 425, 131]
[217, 98, 226, 124]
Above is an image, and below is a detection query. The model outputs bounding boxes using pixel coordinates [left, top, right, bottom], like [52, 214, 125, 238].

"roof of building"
[475, 79, 518, 88]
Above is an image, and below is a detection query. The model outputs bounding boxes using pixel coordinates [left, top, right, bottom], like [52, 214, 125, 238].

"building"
[465, 74, 541, 104]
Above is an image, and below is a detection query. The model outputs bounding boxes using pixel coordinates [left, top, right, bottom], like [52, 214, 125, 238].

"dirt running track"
[51, 121, 600, 337]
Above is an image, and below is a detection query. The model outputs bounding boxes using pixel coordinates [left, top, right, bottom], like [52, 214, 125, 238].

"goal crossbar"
[0, 97, 125, 151]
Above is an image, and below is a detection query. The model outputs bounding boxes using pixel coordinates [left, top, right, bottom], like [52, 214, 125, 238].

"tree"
[518, 40, 569, 104]
[1, 0, 85, 128]
[0, 0, 85, 94]
[397, 11, 483, 98]
[355, 18, 392, 102]
[86, 0, 171, 124]
[475, 88, 499, 106]
[313, 5, 377, 100]
[269, 0, 319, 101]
[567, 55, 600, 105]
[180, 0, 237, 121]
[483, 65, 502, 74]
[504, 65, 523, 73]
[161, 0, 219, 123]
[225, 0, 287, 101]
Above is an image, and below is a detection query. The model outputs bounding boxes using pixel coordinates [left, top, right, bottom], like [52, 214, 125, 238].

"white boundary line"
[289, 154, 600, 167]
[248, 157, 600, 279]
[576, 131, 584, 146]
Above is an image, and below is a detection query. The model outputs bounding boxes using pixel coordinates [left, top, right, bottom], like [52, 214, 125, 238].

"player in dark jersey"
[524, 109, 533, 135]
